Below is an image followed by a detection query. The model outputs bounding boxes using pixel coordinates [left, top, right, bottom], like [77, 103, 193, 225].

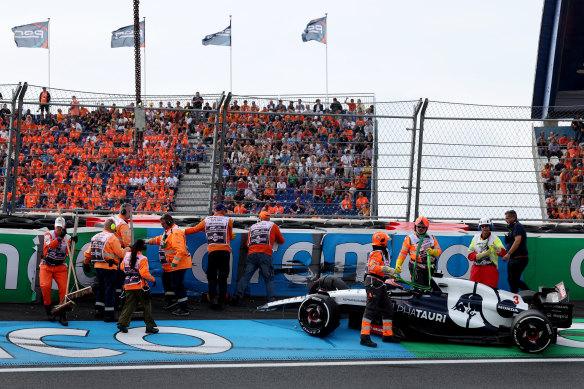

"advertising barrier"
[1, 227, 583, 302]
[0, 231, 43, 303]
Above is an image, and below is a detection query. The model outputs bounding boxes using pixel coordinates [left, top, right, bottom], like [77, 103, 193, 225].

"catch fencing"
[1, 83, 582, 222]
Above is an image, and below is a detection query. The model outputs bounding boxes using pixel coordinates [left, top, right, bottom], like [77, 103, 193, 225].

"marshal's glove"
[476, 250, 490, 260]
[395, 264, 402, 274]
[82, 263, 91, 273]
[381, 266, 396, 276]
[59, 229, 67, 239]
[426, 248, 440, 257]
[171, 261, 178, 269]
[71, 235, 78, 243]
[150, 277, 157, 287]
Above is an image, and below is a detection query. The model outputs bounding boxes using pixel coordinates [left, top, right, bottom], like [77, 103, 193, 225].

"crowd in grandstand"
[0, 92, 375, 217]
[215, 97, 375, 216]
[537, 121, 584, 220]
[0, 96, 194, 213]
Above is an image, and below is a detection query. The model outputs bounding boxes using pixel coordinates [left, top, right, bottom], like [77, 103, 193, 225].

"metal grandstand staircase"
[173, 131, 214, 214]
[174, 161, 213, 214]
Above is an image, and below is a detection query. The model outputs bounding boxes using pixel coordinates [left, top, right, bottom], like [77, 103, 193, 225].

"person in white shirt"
[341, 151, 354, 179]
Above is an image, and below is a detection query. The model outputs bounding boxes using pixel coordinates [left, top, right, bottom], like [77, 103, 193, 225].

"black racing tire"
[298, 294, 340, 337]
[309, 275, 348, 294]
[2, 216, 34, 225]
[511, 309, 554, 353]
[36, 218, 58, 227]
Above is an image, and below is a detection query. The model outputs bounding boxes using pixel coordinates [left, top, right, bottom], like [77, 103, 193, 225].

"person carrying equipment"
[117, 239, 159, 334]
[360, 231, 399, 347]
[40, 217, 75, 325]
[467, 218, 506, 288]
[146, 214, 192, 316]
[83, 219, 127, 322]
[395, 216, 441, 286]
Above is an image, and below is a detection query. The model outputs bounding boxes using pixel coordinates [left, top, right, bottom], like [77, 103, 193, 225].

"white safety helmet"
[55, 217, 66, 228]
[478, 217, 493, 230]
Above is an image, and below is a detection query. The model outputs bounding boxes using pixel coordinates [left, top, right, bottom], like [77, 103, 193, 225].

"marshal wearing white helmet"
[467, 217, 507, 288]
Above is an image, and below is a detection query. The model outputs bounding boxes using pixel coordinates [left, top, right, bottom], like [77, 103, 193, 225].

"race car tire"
[309, 275, 348, 294]
[511, 309, 554, 353]
[298, 294, 340, 337]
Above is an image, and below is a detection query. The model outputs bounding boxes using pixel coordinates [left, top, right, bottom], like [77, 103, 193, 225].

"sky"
[2, 0, 544, 105]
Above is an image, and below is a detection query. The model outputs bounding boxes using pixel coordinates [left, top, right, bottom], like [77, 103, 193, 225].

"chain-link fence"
[418, 101, 583, 221]
[2, 83, 583, 222]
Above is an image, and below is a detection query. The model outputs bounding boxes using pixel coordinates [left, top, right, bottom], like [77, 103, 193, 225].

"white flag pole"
[325, 13, 328, 104]
[229, 15, 233, 93]
[142, 17, 146, 97]
[48, 18, 51, 90]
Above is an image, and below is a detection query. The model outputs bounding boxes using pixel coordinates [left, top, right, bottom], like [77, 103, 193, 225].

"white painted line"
[2, 358, 584, 373]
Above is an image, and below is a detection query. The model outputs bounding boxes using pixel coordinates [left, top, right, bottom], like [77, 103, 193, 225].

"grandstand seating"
[536, 125, 584, 221]
[0, 96, 374, 217]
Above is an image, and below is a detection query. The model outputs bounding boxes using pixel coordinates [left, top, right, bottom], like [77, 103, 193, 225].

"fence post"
[9, 82, 28, 214]
[2, 83, 23, 214]
[208, 93, 226, 215]
[371, 96, 378, 218]
[405, 99, 424, 222]
[413, 98, 429, 220]
[216, 93, 232, 206]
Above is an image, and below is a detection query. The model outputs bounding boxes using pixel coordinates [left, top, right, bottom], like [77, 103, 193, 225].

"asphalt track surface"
[1, 295, 584, 389]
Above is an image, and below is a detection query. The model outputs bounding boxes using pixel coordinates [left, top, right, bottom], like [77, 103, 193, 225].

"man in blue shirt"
[502, 210, 531, 293]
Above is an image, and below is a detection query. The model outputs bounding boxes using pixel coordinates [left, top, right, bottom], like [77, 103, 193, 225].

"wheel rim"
[525, 324, 542, 342]
[307, 306, 322, 323]
[516, 318, 551, 352]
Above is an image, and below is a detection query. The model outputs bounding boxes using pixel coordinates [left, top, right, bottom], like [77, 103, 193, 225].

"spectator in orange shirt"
[341, 194, 353, 211]
[356, 192, 369, 210]
[234, 202, 248, 214]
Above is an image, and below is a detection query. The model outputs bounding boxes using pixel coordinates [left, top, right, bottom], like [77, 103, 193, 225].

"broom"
[52, 209, 93, 315]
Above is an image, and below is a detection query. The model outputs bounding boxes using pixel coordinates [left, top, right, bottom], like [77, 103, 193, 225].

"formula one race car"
[258, 273, 573, 353]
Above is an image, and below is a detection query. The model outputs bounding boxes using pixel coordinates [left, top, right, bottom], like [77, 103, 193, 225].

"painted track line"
[2, 357, 584, 373]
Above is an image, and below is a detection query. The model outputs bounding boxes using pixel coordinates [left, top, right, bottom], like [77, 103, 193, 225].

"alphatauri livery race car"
[258, 273, 573, 353]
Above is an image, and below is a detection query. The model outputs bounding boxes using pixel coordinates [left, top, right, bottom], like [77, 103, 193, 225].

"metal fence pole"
[208, 93, 226, 215]
[2, 83, 22, 214]
[413, 98, 429, 220]
[405, 99, 423, 221]
[10, 82, 28, 214]
[216, 93, 232, 205]
[372, 96, 378, 218]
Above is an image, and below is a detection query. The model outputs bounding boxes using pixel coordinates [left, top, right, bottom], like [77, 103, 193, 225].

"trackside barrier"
[1, 227, 583, 302]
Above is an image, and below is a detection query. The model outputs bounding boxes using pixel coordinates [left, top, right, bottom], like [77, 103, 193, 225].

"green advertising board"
[524, 235, 584, 300]
[0, 231, 43, 303]
[0, 229, 582, 302]
[0, 227, 149, 303]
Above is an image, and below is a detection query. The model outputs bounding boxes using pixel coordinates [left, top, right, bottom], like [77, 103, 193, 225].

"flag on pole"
[12, 22, 49, 48]
[301, 16, 327, 44]
[202, 24, 231, 46]
[111, 21, 145, 48]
